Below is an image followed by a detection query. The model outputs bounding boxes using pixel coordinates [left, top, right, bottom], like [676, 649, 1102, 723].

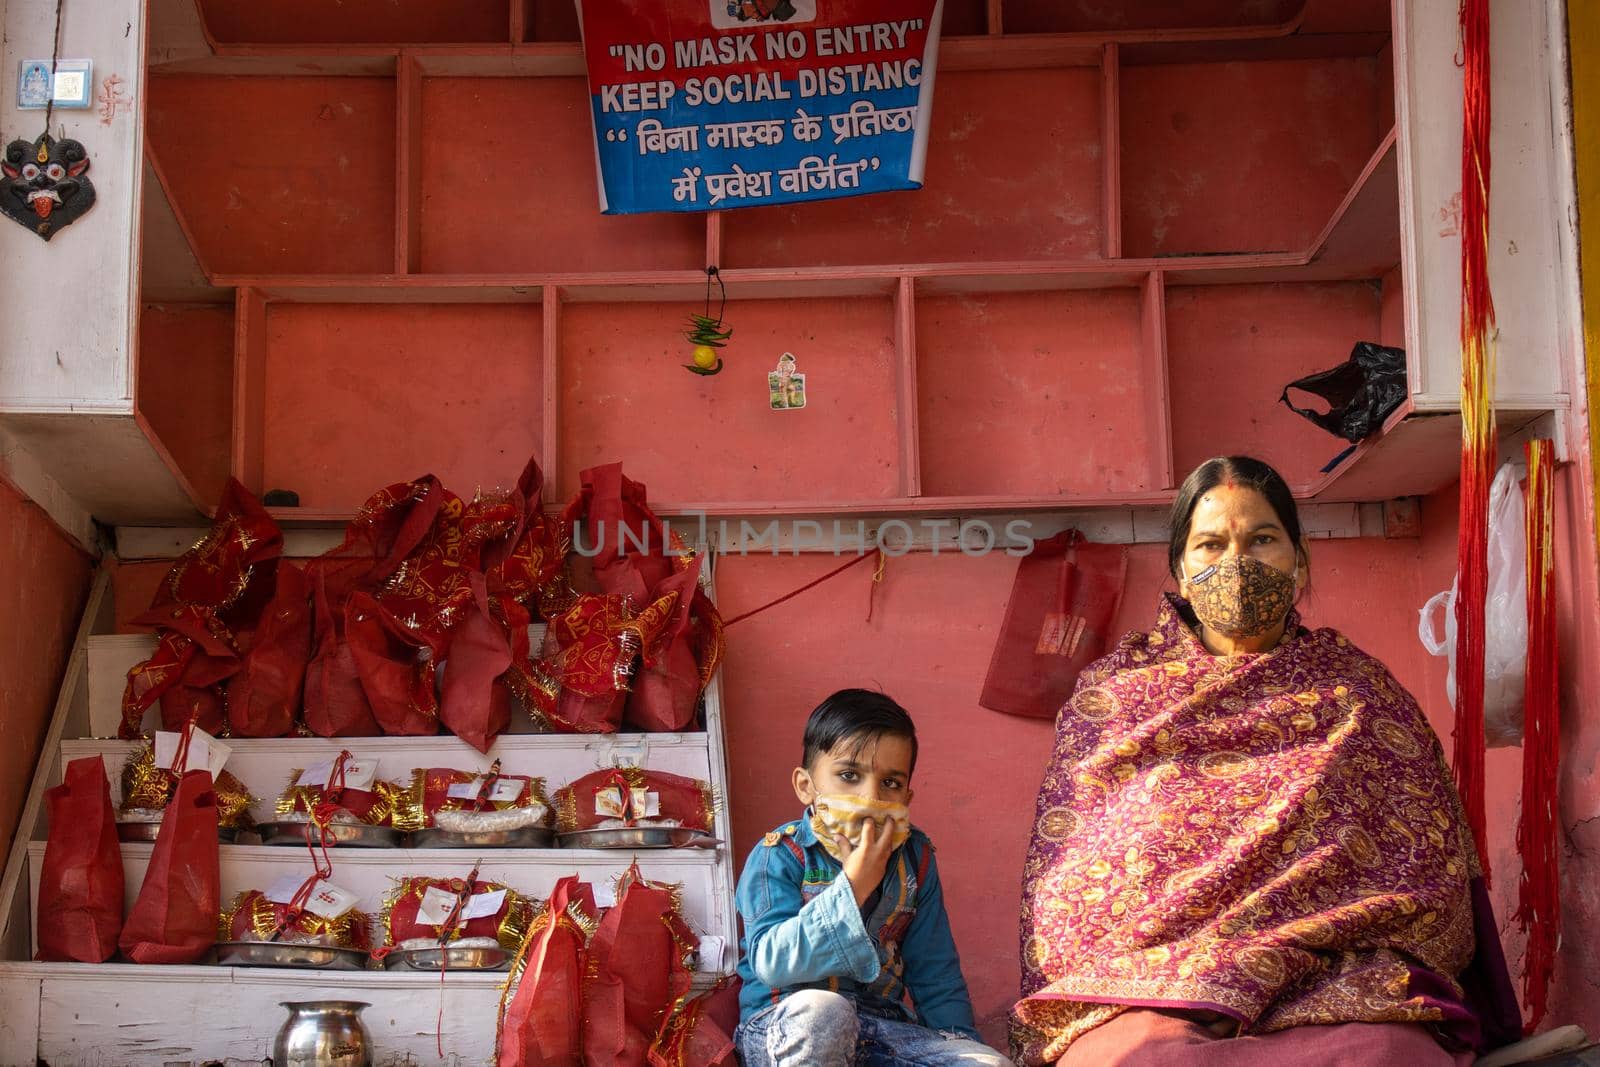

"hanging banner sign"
[576, 0, 944, 215]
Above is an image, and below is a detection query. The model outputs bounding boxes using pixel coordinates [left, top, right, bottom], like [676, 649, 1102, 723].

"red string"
[172, 718, 197, 776]
[1515, 439, 1560, 1033]
[435, 862, 482, 1059]
[722, 551, 878, 628]
[1452, 0, 1496, 882]
[471, 759, 504, 813]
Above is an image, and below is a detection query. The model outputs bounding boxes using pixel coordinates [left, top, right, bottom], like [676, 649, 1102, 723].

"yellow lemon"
[692, 345, 718, 368]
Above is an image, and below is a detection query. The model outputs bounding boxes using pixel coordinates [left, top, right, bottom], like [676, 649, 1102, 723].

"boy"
[734, 689, 1012, 1066]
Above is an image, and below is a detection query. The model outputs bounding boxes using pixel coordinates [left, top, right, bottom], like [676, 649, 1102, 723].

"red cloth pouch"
[649, 977, 742, 1067]
[303, 571, 382, 737]
[496, 876, 599, 1067]
[440, 571, 514, 753]
[979, 530, 1129, 719]
[545, 591, 678, 733]
[226, 561, 312, 737]
[625, 558, 725, 732]
[569, 463, 675, 602]
[120, 480, 283, 738]
[118, 769, 221, 964]
[554, 768, 716, 834]
[347, 592, 442, 737]
[35, 756, 124, 962]
[219, 888, 372, 951]
[380, 875, 533, 951]
[582, 865, 697, 1067]
[409, 766, 548, 829]
[302, 478, 449, 736]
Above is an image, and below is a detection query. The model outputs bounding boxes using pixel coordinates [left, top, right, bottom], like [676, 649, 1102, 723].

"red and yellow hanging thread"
[1451, 0, 1496, 880]
[1516, 439, 1560, 1033]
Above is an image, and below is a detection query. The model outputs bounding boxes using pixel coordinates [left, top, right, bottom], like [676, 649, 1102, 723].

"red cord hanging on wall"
[1451, 0, 1496, 881]
[1515, 438, 1560, 1033]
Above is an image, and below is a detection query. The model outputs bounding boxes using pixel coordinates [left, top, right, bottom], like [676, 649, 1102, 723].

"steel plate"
[386, 945, 512, 971]
[409, 826, 554, 849]
[117, 822, 240, 844]
[557, 826, 719, 850]
[259, 820, 402, 848]
[217, 940, 370, 970]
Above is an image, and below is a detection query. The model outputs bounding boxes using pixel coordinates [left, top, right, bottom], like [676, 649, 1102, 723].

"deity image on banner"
[716, 0, 814, 28]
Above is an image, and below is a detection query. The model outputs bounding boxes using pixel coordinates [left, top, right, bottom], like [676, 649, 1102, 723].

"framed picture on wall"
[16, 59, 92, 110]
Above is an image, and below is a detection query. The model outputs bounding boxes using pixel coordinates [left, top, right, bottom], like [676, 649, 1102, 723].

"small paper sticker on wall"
[769, 353, 807, 410]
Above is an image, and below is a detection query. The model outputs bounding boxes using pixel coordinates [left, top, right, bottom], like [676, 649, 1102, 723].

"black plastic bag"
[1279, 342, 1407, 442]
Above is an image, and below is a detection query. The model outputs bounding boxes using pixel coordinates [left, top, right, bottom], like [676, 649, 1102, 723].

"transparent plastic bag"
[1417, 463, 1527, 747]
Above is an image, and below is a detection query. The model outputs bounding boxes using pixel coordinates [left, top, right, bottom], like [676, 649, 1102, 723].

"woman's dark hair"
[802, 689, 918, 773]
[1167, 456, 1306, 579]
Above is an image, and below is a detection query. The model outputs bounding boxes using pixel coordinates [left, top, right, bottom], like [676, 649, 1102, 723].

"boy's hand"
[836, 817, 895, 907]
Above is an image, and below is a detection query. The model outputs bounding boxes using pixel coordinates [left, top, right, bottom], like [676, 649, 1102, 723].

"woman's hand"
[835, 817, 895, 907]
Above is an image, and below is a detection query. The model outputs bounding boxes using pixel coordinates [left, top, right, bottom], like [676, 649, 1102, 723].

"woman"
[1013, 456, 1520, 1066]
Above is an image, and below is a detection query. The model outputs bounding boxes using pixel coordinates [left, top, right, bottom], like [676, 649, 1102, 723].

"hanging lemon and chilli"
[684, 266, 731, 376]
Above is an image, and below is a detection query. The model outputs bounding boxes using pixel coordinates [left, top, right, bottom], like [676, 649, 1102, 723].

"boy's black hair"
[801, 689, 918, 773]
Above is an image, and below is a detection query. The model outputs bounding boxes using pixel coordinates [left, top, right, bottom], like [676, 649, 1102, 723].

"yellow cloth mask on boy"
[810, 793, 911, 862]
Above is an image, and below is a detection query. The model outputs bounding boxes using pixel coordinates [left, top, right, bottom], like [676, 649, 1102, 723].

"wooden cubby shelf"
[135, 0, 1424, 526]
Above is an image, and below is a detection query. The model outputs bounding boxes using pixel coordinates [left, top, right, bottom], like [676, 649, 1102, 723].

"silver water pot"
[273, 1000, 373, 1066]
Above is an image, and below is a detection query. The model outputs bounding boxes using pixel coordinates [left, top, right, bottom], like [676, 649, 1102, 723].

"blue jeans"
[736, 989, 1014, 1067]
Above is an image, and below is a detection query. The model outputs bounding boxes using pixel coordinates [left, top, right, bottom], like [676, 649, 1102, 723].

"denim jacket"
[735, 811, 981, 1040]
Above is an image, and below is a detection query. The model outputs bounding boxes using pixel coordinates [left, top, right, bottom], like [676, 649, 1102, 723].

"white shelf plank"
[60, 734, 714, 828]
[27, 842, 731, 956]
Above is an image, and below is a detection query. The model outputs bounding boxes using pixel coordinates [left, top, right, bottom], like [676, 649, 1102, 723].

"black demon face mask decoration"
[1, 133, 95, 241]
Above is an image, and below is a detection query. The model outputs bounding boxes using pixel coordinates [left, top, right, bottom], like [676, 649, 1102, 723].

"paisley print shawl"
[1014, 595, 1506, 1064]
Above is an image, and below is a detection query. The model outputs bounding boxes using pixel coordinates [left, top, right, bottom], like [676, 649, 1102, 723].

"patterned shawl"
[1013, 595, 1517, 1064]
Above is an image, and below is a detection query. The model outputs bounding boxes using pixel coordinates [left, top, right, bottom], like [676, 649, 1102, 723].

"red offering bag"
[220, 888, 373, 951]
[226, 562, 312, 737]
[302, 478, 449, 737]
[119, 769, 221, 964]
[496, 876, 599, 1067]
[546, 591, 679, 733]
[440, 571, 514, 753]
[303, 572, 382, 737]
[978, 531, 1129, 719]
[35, 756, 124, 962]
[625, 558, 726, 732]
[583, 865, 698, 1067]
[649, 977, 742, 1067]
[569, 463, 675, 601]
[346, 592, 442, 737]
[554, 768, 717, 834]
[120, 480, 284, 738]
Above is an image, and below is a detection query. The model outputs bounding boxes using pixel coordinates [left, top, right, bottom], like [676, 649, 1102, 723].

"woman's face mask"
[1182, 554, 1297, 639]
[810, 793, 910, 862]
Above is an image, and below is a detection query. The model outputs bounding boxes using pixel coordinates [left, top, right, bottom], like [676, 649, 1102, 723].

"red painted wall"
[0, 479, 93, 860]
[137, 304, 234, 504]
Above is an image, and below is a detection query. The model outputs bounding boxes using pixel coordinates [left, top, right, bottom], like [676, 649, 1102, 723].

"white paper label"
[595, 787, 660, 819]
[304, 882, 361, 919]
[592, 882, 618, 909]
[462, 889, 507, 920]
[416, 885, 505, 926]
[415, 886, 461, 926]
[298, 757, 377, 792]
[153, 726, 230, 779]
[264, 874, 308, 905]
[697, 935, 726, 972]
[446, 777, 526, 803]
[264, 875, 360, 920]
